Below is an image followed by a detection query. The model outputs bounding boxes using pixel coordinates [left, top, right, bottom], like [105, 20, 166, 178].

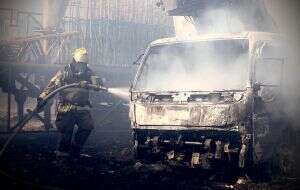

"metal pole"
[89, 0, 93, 64]
[7, 66, 12, 132]
[42, 0, 50, 63]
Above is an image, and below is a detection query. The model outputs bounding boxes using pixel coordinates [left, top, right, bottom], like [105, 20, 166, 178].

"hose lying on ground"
[0, 83, 107, 158]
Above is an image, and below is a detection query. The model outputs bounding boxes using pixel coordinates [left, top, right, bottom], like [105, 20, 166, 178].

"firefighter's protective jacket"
[39, 63, 99, 112]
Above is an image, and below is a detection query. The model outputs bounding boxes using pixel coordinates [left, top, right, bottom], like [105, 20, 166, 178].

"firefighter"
[38, 48, 103, 157]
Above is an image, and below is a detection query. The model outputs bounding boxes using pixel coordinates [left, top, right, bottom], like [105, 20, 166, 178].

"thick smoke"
[136, 40, 249, 92]
[197, 8, 245, 34]
[193, 0, 275, 34]
[173, 7, 247, 37]
[264, 0, 300, 127]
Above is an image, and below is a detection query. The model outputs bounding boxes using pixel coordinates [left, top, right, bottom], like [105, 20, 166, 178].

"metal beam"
[14, 74, 41, 97]
[0, 31, 78, 45]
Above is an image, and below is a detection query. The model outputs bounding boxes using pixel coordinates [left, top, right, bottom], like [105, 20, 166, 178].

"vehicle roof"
[150, 31, 283, 46]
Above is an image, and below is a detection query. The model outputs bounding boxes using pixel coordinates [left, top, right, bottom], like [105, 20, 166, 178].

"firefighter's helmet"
[73, 48, 88, 63]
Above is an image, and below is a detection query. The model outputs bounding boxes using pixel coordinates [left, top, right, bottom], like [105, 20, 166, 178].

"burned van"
[129, 32, 285, 169]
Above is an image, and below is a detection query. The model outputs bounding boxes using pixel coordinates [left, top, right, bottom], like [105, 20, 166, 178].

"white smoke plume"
[198, 8, 245, 34]
[136, 40, 249, 92]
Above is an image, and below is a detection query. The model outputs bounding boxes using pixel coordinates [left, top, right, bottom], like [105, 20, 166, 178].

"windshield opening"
[134, 39, 249, 92]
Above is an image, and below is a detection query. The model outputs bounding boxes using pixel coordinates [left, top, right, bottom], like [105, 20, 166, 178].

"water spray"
[107, 88, 130, 101]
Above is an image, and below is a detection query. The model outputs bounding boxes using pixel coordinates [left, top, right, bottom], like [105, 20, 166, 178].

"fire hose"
[0, 82, 108, 158]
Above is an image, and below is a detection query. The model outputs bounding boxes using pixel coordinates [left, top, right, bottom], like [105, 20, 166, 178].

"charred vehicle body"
[129, 32, 285, 169]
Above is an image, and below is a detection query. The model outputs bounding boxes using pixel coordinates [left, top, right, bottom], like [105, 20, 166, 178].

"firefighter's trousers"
[55, 106, 94, 154]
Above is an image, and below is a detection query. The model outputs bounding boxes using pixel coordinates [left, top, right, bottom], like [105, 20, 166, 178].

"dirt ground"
[0, 96, 299, 190]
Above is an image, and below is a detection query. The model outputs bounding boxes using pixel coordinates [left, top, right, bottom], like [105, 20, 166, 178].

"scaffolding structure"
[64, 0, 173, 67]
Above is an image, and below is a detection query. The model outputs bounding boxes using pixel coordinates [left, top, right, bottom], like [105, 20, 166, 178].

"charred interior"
[0, 0, 299, 190]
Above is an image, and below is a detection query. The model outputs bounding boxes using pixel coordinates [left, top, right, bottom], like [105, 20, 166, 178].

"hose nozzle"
[88, 84, 108, 92]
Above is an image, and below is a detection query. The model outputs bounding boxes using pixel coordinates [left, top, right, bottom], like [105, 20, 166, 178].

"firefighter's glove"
[79, 81, 89, 89]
